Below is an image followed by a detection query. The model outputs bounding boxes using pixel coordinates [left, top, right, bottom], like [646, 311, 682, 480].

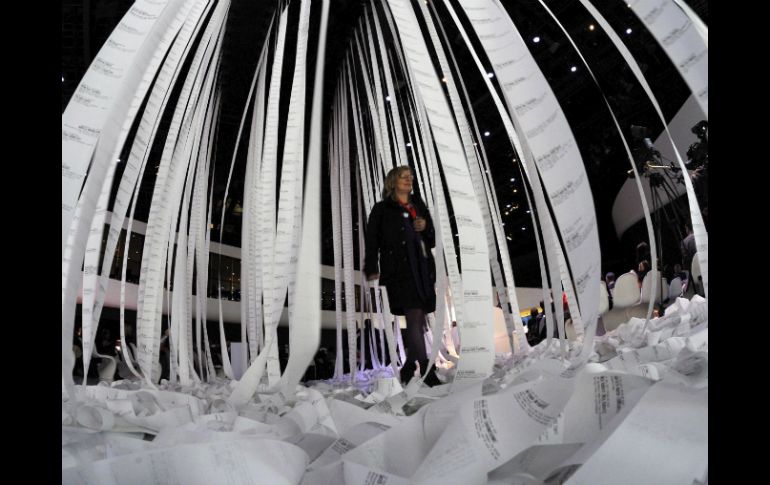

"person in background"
[681, 224, 697, 271]
[526, 307, 542, 346]
[636, 260, 650, 287]
[605, 272, 616, 293]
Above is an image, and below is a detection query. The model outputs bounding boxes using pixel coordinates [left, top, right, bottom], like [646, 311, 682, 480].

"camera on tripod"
[626, 127, 689, 272]
[686, 120, 708, 170]
[627, 124, 684, 184]
[629, 125, 663, 174]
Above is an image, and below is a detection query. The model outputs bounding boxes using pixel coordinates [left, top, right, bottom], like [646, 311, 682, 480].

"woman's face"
[397, 169, 413, 193]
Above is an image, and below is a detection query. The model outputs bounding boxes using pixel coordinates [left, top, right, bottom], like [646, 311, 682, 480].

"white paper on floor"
[62, 296, 707, 485]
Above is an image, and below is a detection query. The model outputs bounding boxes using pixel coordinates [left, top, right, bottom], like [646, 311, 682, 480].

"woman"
[636, 260, 650, 287]
[364, 166, 438, 384]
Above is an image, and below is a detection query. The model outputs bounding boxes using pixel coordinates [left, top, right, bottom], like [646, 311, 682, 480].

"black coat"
[364, 195, 436, 314]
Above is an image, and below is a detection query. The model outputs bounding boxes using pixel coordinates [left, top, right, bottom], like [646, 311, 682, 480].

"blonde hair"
[383, 165, 413, 201]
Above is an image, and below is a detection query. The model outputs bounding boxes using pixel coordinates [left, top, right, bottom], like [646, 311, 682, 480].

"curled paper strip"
[76, 405, 116, 432]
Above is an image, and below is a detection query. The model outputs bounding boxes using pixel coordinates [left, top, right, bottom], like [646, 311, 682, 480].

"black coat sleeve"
[416, 196, 435, 249]
[364, 202, 383, 277]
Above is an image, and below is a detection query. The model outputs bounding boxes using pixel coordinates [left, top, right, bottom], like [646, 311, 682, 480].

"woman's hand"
[414, 217, 426, 232]
[367, 273, 379, 281]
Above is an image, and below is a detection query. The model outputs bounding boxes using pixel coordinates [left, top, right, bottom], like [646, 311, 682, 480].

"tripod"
[645, 163, 687, 304]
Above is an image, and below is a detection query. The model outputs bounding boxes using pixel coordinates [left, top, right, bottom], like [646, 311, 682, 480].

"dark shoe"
[416, 360, 441, 387]
[400, 361, 417, 383]
[423, 366, 442, 387]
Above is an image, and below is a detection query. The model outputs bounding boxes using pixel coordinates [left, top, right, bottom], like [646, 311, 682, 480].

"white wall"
[80, 275, 546, 329]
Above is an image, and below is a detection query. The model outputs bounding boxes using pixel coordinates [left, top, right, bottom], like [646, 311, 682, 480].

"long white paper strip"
[387, 0, 497, 387]
[455, 0, 602, 364]
[280, 0, 328, 396]
[627, 0, 707, 118]
[135, 1, 229, 385]
[63, 0, 194, 396]
[274, 0, 312, 387]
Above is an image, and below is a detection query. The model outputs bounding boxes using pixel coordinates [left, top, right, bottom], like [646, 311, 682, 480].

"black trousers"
[400, 308, 428, 381]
